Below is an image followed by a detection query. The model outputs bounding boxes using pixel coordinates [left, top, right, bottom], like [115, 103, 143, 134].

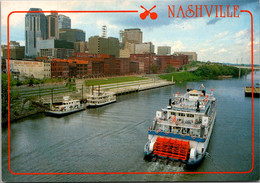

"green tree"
[151, 65, 158, 74]
[165, 65, 175, 73]
[1, 73, 18, 120]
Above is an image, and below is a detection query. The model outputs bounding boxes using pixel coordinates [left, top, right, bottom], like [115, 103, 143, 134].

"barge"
[244, 86, 260, 97]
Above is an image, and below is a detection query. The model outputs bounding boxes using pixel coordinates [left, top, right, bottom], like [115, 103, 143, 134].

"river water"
[2, 72, 259, 182]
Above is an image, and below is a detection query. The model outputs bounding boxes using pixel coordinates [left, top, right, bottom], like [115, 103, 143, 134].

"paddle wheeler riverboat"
[86, 90, 116, 108]
[144, 85, 216, 166]
[45, 96, 85, 117]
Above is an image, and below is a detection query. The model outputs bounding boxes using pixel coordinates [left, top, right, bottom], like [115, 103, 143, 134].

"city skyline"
[1, 0, 259, 64]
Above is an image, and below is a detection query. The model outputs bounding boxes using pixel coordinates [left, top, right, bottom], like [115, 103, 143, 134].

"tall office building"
[59, 28, 85, 43]
[25, 8, 47, 58]
[119, 28, 143, 58]
[157, 46, 171, 55]
[58, 14, 71, 29]
[46, 12, 59, 39]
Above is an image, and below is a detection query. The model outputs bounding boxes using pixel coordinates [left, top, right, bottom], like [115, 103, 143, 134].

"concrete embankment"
[108, 80, 175, 95]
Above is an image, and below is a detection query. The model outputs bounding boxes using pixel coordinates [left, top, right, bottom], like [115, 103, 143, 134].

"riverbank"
[3, 76, 173, 123]
[2, 99, 47, 125]
[159, 64, 250, 83]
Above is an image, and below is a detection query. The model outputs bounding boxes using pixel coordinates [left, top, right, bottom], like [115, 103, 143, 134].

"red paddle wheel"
[153, 137, 190, 161]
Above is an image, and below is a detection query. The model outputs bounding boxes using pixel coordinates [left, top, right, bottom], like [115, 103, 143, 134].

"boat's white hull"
[45, 108, 85, 117]
[87, 99, 116, 108]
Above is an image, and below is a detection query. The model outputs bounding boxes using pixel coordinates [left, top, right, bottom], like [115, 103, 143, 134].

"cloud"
[207, 18, 221, 25]
[234, 29, 250, 39]
[215, 48, 228, 54]
[214, 31, 229, 39]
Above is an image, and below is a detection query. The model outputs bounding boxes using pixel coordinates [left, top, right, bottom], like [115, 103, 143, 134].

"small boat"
[144, 84, 217, 166]
[45, 96, 85, 117]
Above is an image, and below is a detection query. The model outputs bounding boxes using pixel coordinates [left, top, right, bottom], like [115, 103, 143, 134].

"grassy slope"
[85, 76, 147, 86]
[159, 71, 201, 83]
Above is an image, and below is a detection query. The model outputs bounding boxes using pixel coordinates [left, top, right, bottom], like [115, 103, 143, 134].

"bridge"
[232, 65, 260, 70]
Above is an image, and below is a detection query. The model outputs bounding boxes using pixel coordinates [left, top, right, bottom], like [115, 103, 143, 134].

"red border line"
[7, 10, 254, 175]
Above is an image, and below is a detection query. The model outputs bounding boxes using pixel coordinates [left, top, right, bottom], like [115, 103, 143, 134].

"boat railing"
[148, 128, 201, 139]
[155, 118, 201, 129]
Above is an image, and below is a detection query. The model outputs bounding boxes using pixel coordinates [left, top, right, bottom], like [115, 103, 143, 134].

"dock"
[244, 86, 260, 97]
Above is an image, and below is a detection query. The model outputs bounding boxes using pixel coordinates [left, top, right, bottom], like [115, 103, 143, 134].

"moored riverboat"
[144, 84, 217, 166]
[45, 96, 85, 117]
[86, 91, 116, 108]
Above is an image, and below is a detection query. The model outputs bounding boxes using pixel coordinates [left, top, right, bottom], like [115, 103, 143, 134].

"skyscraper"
[46, 12, 59, 40]
[25, 8, 47, 58]
[58, 14, 71, 29]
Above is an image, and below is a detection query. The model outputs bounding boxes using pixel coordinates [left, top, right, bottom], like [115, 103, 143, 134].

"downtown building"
[2, 41, 25, 60]
[174, 51, 198, 62]
[58, 14, 71, 29]
[88, 36, 119, 57]
[74, 41, 88, 53]
[25, 8, 47, 58]
[157, 46, 171, 55]
[46, 12, 59, 39]
[59, 28, 85, 43]
[134, 42, 155, 54]
[37, 39, 74, 59]
[119, 28, 143, 58]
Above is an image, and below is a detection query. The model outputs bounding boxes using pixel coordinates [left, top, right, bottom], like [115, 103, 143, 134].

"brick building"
[50, 59, 69, 78]
[155, 55, 189, 72]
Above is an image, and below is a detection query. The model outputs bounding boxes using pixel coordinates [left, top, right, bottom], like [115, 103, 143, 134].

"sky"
[1, 0, 259, 64]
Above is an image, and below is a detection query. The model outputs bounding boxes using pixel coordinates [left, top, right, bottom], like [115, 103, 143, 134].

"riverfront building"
[59, 28, 86, 43]
[8, 59, 51, 79]
[58, 14, 71, 29]
[25, 8, 47, 58]
[174, 52, 198, 62]
[155, 55, 189, 72]
[88, 36, 119, 57]
[157, 46, 171, 55]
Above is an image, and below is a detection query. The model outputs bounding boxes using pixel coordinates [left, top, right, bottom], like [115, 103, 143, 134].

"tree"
[151, 65, 158, 74]
[1, 73, 18, 120]
[165, 65, 175, 73]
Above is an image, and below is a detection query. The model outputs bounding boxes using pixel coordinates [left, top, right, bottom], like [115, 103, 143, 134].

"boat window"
[178, 113, 185, 117]
[190, 94, 198, 97]
[170, 112, 176, 116]
[187, 114, 194, 118]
